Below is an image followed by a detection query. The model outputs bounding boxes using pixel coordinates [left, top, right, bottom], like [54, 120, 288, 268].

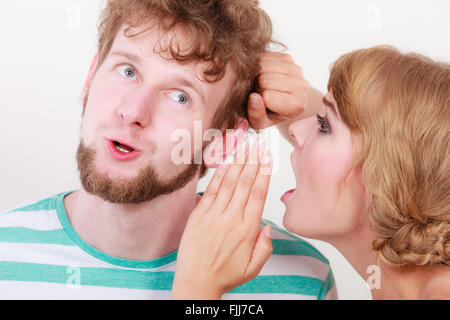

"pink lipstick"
[281, 188, 296, 201]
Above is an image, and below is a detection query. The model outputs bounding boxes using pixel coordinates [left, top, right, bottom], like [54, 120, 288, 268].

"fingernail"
[234, 119, 248, 139]
[257, 137, 266, 157]
[238, 118, 248, 131]
[261, 152, 272, 166]
[249, 94, 258, 108]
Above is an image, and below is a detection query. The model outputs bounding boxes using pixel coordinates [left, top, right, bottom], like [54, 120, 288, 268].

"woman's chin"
[282, 202, 319, 239]
[282, 206, 298, 233]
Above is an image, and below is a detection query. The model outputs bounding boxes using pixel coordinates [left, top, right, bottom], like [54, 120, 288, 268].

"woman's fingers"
[224, 137, 265, 216]
[245, 225, 273, 280]
[262, 90, 307, 118]
[243, 151, 273, 233]
[258, 72, 306, 95]
[247, 93, 277, 129]
[195, 161, 231, 214]
[205, 141, 248, 215]
[247, 51, 309, 130]
[260, 51, 296, 66]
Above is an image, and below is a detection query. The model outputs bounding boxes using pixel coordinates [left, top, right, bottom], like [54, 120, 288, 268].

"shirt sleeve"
[317, 269, 338, 300]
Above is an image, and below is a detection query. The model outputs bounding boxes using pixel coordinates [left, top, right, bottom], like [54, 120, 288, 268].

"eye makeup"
[316, 113, 331, 134]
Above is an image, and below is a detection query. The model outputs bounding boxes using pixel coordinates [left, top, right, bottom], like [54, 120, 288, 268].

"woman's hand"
[171, 139, 273, 300]
[247, 51, 323, 130]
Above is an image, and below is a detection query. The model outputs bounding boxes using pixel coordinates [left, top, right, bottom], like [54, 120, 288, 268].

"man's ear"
[203, 118, 248, 168]
[79, 52, 99, 106]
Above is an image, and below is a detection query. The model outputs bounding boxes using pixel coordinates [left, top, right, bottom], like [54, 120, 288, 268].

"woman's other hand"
[248, 52, 324, 145]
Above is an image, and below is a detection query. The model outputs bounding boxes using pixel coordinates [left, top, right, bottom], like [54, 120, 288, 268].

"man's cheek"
[79, 114, 97, 145]
[89, 92, 120, 114]
[158, 125, 189, 164]
[87, 74, 124, 110]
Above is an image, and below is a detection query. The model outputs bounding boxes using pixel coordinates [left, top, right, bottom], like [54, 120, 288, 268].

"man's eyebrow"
[322, 96, 340, 118]
[109, 50, 142, 64]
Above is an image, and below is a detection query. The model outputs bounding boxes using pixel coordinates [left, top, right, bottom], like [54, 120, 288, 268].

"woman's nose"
[288, 116, 315, 148]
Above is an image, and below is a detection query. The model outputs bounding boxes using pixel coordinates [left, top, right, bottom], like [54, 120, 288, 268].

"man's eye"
[167, 90, 190, 105]
[116, 65, 137, 80]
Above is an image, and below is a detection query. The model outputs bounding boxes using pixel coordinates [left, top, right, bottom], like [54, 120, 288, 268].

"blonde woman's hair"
[328, 45, 449, 267]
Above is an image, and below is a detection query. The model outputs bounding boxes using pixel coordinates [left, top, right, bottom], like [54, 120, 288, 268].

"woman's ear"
[79, 52, 99, 106]
[203, 118, 248, 168]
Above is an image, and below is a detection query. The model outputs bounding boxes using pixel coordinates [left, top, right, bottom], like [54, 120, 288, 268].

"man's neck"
[63, 178, 201, 261]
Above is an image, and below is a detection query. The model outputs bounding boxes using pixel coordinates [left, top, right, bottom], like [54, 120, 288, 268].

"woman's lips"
[281, 188, 296, 201]
[105, 139, 142, 161]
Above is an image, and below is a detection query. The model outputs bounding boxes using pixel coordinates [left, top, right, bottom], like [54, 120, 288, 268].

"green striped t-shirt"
[0, 191, 337, 299]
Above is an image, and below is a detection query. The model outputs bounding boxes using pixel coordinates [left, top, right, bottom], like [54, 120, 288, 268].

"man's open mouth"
[105, 139, 141, 161]
[113, 141, 135, 153]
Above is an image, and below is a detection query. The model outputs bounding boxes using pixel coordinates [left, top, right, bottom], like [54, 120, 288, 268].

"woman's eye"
[167, 90, 190, 105]
[316, 114, 331, 134]
[116, 65, 137, 80]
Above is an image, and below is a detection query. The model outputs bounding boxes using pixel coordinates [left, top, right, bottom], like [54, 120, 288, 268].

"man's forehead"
[110, 23, 236, 85]
[113, 23, 198, 66]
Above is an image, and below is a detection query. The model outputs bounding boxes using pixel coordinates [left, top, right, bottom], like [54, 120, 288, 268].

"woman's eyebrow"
[322, 96, 340, 119]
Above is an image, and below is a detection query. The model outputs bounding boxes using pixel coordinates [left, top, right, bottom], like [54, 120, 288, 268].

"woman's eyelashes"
[316, 113, 331, 134]
[116, 64, 138, 81]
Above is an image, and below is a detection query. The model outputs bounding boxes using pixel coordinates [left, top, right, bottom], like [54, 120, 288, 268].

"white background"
[0, 0, 449, 299]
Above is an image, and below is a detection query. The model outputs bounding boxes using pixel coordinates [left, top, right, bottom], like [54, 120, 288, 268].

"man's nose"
[117, 87, 154, 128]
[288, 116, 315, 148]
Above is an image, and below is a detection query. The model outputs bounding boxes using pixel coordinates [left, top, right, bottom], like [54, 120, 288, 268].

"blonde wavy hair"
[328, 46, 450, 267]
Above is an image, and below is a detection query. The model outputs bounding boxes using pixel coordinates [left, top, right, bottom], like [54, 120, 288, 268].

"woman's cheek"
[306, 146, 345, 194]
[307, 145, 354, 221]
[337, 167, 369, 232]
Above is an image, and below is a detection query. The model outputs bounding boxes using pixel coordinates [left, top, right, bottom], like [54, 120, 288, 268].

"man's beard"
[76, 140, 201, 204]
